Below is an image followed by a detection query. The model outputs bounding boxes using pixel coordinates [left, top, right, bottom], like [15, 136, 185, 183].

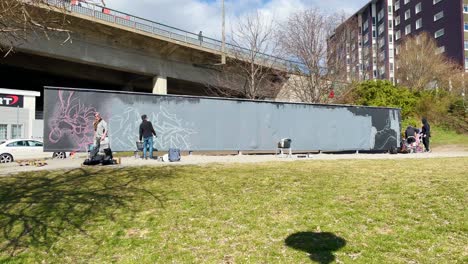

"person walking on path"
[421, 117, 431, 152]
[93, 112, 108, 153]
[139, 114, 157, 159]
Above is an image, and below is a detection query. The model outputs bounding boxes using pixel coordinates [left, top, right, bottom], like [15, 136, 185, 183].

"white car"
[0, 139, 68, 163]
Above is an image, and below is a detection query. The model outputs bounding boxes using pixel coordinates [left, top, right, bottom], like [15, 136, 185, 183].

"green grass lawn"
[431, 126, 468, 147]
[0, 158, 467, 263]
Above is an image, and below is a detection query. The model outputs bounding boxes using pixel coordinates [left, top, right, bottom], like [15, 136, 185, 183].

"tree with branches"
[205, 11, 284, 99]
[0, 0, 71, 56]
[0, 0, 106, 56]
[277, 8, 350, 103]
[396, 32, 460, 91]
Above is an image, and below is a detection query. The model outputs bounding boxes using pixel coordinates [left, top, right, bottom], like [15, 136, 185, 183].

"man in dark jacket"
[405, 126, 416, 144]
[139, 114, 157, 159]
[421, 117, 431, 152]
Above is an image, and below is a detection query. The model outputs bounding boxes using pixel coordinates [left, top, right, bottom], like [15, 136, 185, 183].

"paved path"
[1, 150, 467, 175]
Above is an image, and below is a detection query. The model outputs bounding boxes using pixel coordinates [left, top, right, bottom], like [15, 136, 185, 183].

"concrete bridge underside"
[1, 6, 235, 96]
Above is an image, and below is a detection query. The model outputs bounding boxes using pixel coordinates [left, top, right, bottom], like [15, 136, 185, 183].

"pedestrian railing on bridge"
[44, 0, 298, 70]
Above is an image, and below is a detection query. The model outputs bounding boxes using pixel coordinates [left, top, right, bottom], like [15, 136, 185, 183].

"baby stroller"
[403, 132, 424, 153]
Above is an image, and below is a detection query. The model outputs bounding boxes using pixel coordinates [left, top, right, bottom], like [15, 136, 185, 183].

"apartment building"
[330, 0, 467, 83]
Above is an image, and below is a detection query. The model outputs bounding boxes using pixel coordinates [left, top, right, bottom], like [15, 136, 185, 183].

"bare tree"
[205, 11, 285, 99]
[277, 8, 350, 103]
[0, 0, 72, 56]
[0, 0, 107, 56]
[396, 32, 460, 91]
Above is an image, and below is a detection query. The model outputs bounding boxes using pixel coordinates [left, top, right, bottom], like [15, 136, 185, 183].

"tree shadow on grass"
[285, 232, 346, 264]
[0, 166, 175, 257]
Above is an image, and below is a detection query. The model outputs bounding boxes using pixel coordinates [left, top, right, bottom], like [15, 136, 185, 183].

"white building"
[0, 88, 42, 140]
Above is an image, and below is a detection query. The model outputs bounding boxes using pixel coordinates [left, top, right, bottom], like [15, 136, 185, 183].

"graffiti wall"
[43, 87, 401, 152]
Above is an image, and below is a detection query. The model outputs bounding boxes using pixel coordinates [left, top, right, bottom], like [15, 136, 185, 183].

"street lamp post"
[221, 0, 226, 64]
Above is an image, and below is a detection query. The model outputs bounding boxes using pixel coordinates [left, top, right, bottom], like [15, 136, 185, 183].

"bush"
[345, 80, 467, 135]
[351, 80, 418, 119]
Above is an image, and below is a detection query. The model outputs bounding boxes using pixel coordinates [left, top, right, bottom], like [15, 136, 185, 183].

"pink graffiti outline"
[48, 90, 96, 151]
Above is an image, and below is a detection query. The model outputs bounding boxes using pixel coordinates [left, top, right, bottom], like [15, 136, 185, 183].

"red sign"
[0, 94, 24, 108]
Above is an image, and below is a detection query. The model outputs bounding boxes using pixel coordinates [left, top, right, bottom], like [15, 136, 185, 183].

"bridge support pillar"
[152, 76, 167, 95]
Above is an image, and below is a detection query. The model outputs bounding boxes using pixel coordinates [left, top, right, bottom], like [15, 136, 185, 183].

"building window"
[395, 16, 400, 26]
[379, 51, 385, 61]
[435, 46, 445, 54]
[363, 20, 369, 31]
[464, 41, 468, 50]
[465, 22, 468, 31]
[0, 125, 7, 140]
[434, 28, 444, 38]
[405, 24, 411, 35]
[405, 10, 411, 20]
[389, 34, 393, 43]
[364, 34, 369, 44]
[416, 35, 421, 44]
[395, 30, 401, 40]
[416, 18, 422, 30]
[433, 0, 442, 5]
[379, 38, 386, 48]
[395, 1, 400, 11]
[464, 4, 468, 13]
[388, 5, 393, 14]
[378, 9, 384, 21]
[378, 24, 385, 35]
[434, 11, 444, 21]
[11, 124, 23, 139]
[404, 0, 410, 4]
[465, 58, 468, 70]
[380, 66, 386, 75]
[415, 3, 422, 14]
[389, 20, 393, 29]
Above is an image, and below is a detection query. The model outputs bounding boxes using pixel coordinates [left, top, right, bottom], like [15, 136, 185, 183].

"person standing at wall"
[421, 117, 431, 152]
[93, 112, 108, 152]
[139, 114, 157, 159]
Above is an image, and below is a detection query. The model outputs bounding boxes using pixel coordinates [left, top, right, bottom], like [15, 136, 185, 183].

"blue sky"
[106, 0, 370, 39]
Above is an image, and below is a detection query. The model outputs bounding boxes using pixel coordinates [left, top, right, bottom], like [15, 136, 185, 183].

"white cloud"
[106, 0, 369, 40]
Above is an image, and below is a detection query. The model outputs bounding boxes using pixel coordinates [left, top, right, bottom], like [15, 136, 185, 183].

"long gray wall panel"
[43, 87, 401, 152]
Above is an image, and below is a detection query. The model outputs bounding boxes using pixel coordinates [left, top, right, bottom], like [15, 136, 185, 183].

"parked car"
[0, 139, 68, 163]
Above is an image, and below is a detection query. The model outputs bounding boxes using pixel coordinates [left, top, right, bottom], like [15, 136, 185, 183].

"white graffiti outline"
[109, 106, 197, 150]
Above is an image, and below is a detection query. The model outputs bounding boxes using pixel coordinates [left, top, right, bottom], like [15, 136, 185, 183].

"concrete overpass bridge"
[1, 0, 291, 101]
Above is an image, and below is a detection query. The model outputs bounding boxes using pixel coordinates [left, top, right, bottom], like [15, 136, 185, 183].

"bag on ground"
[83, 158, 101, 166]
[168, 148, 181, 162]
[102, 148, 114, 165]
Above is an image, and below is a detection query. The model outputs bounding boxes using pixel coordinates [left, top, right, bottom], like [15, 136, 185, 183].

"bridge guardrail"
[44, 0, 298, 69]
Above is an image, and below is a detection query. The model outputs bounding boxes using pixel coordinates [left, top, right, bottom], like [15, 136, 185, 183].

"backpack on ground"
[102, 148, 114, 165]
[389, 146, 398, 154]
[83, 158, 101, 166]
[168, 148, 181, 162]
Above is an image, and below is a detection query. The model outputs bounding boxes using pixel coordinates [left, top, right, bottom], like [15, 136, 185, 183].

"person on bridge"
[198, 31, 203, 45]
[139, 114, 157, 160]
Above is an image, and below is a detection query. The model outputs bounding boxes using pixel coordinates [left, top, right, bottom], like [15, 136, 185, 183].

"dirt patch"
[432, 144, 468, 153]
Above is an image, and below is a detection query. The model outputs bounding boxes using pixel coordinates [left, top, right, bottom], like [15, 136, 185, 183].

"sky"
[104, 0, 370, 40]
